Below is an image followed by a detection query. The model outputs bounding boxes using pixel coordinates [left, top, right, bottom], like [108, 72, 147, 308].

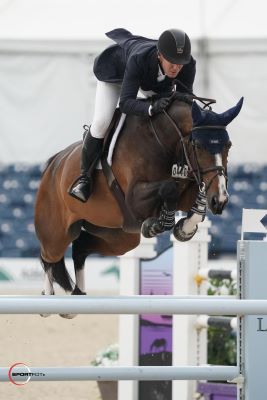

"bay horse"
[34, 93, 243, 318]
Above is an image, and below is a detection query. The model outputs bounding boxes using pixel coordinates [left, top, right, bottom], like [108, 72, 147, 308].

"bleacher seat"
[0, 162, 267, 257]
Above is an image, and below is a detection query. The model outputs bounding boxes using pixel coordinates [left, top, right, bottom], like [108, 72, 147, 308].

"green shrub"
[207, 278, 237, 366]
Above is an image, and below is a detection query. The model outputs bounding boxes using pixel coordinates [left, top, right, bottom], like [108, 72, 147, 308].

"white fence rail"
[0, 365, 239, 382]
[1, 295, 267, 315]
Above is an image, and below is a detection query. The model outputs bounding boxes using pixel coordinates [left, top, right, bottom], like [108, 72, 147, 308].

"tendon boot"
[69, 127, 103, 202]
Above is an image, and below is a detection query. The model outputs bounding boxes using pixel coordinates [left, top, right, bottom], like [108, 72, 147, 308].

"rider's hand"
[150, 97, 171, 116]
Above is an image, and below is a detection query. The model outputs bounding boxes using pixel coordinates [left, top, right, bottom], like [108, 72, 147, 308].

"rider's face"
[158, 53, 183, 78]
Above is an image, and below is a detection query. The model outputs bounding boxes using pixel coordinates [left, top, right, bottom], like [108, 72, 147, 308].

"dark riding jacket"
[93, 28, 196, 116]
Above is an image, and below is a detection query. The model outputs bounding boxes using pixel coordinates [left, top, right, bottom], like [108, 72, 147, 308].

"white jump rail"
[0, 366, 239, 382]
[0, 295, 267, 315]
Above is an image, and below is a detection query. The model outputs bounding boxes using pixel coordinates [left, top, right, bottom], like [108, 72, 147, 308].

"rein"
[149, 111, 201, 185]
[174, 79, 216, 109]
[162, 110, 202, 186]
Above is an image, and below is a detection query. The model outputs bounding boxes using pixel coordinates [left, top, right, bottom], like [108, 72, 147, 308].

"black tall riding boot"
[69, 128, 103, 202]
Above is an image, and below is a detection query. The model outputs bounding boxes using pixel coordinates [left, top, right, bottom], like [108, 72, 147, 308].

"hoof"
[72, 286, 86, 295]
[59, 313, 77, 319]
[40, 290, 54, 317]
[173, 217, 198, 242]
[141, 217, 159, 238]
[59, 287, 86, 318]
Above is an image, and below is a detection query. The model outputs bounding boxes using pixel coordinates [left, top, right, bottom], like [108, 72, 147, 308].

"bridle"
[189, 136, 228, 192]
[149, 108, 228, 192]
[189, 125, 228, 192]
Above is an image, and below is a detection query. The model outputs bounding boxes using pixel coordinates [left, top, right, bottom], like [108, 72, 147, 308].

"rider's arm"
[119, 56, 151, 117]
[175, 56, 196, 94]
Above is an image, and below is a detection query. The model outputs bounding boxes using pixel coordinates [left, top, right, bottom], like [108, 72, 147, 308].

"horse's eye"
[193, 140, 202, 149]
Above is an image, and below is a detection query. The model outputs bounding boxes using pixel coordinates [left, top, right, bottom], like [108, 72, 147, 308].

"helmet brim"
[160, 51, 191, 65]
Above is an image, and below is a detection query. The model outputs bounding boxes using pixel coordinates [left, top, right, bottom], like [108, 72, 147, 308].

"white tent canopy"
[0, 0, 266, 40]
[0, 0, 266, 164]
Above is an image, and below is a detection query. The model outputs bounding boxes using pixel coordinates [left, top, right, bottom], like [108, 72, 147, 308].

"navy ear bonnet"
[191, 129, 229, 154]
[190, 97, 244, 154]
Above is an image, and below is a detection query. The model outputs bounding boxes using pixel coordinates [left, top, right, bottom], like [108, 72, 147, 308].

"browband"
[191, 126, 226, 131]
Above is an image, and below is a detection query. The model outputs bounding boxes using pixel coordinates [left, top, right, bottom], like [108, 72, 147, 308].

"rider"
[69, 28, 196, 202]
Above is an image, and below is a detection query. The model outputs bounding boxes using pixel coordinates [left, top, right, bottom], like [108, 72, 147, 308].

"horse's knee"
[159, 181, 179, 209]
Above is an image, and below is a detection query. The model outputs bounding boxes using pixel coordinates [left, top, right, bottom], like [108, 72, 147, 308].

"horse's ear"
[219, 97, 244, 126]
[192, 101, 204, 125]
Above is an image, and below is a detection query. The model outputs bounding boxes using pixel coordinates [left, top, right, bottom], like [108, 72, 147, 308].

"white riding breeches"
[90, 80, 122, 139]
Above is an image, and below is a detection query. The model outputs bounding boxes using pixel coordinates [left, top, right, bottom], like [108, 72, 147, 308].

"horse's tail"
[41, 256, 74, 292]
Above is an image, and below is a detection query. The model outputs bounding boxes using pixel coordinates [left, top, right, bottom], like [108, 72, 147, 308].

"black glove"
[150, 97, 171, 115]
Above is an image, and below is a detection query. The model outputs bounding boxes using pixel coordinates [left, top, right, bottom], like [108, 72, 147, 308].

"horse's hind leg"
[71, 230, 92, 295]
[58, 231, 90, 320]
[59, 230, 101, 319]
[36, 219, 77, 318]
[71, 229, 124, 293]
[42, 266, 54, 296]
[40, 261, 54, 318]
[61, 225, 140, 319]
[41, 256, 74, 294]
[39, 255, 75, 318]
[72, 226, 140, 290]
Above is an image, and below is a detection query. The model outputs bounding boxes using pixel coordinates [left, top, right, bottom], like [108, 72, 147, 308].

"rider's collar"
[157, 56, 168, 82]
[157, 64, 166, 82]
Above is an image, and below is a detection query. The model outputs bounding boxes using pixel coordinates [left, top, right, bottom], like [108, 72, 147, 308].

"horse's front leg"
[141, 203, 176, 238]
[128, 180, 179, 238]
[173, 189, 207, 242]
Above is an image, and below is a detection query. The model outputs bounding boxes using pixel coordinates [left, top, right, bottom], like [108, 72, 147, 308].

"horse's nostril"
[210, 194, 227, 215]
[211, 195, 218, 209]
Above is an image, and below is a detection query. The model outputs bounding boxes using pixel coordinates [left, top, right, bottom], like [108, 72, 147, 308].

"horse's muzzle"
[209, 194, 228, 215]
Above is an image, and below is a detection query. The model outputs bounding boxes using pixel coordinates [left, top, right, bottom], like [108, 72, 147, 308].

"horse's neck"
[169, 101, 192, 136]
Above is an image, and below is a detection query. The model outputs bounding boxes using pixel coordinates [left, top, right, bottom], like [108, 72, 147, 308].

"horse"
[150, 338, 167, 354]
[34, 93, 243, 318]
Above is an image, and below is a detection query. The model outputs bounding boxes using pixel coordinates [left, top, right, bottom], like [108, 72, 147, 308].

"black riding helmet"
[157, 29, 191, 65]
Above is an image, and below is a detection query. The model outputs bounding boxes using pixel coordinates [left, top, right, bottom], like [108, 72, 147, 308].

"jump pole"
[0, 365, 238, 382]
[0, 296, 267, 314]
